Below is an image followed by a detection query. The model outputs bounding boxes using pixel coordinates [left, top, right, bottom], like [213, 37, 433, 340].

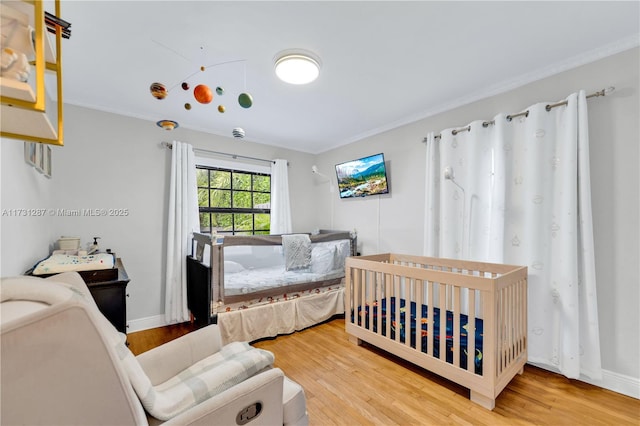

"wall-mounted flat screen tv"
[335, 153, 389, 199]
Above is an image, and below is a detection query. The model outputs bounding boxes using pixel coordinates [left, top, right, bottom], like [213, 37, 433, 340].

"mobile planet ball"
[181, 82, 189, 90]
[184, 103, 192, 110]
[194, 84, 213, 104]
[150, 82, 167, 100]
[218, 105, 225, 113]
[216, 86, 224, 95]
[238, 92, 253, 108]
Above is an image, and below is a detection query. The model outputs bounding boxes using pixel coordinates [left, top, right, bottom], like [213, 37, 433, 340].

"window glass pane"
[254, 230, 269, 235]
[196, 169, 209, 187]
[255, 214, 270, 231]
[234, 214, 252, 231]
[211, 189, 231, 208]
[199, 213, 211, 233]
[233, 173, 251, 190]
[211, 213, 232, 231]
[198, 188, 209, 207]
[211, 170, 231, 189]
[253, 175, 270, 192]
[232, 191, 251, 208]
[198, 166, 271, 234]
[253, 192, 270, 209]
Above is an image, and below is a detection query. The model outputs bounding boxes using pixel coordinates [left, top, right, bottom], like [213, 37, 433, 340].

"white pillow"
[333, 240, 351, 270]
[311, 245, 336, 274]
[223, 260, 245, 274]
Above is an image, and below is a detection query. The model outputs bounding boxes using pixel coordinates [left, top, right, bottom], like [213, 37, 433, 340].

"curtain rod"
[424, 87, 614, 142]
[161, 141, 276, 164]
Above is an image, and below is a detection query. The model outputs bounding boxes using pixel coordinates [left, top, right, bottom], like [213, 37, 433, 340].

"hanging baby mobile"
[150, 56, 252, 139]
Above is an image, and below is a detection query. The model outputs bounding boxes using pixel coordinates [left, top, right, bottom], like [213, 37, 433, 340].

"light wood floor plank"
[128, 317, 640, 425]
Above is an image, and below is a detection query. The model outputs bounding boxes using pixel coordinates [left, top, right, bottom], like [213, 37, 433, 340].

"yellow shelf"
[0, 0, 64, 146]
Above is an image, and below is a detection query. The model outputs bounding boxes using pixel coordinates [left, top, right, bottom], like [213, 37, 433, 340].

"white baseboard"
[581, 369, 640, 400]
[127, 315, 167, 333]
[530, 362, 639, 400]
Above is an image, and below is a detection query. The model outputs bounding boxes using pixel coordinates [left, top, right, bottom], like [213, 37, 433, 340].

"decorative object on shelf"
[274, 49, 321, 85]
[0, 10, 35, 82]
[1, 0, 67, 146]
[232, 127, 245, 139]
[44, 11, 71, 39]
[156, 120, 179, 131]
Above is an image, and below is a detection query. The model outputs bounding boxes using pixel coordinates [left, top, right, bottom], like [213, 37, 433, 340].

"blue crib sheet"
[354, 297, 484, 375]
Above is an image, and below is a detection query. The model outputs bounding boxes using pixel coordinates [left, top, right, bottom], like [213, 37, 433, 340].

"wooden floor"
[128, 317, 639, 425]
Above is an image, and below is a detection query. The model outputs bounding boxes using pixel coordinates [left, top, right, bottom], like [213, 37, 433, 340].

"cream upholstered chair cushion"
[1, 272, 308, 425]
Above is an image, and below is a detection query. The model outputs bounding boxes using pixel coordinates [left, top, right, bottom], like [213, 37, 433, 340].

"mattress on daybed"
[222, 239, 351, 296]
[354, 297, 484, 374]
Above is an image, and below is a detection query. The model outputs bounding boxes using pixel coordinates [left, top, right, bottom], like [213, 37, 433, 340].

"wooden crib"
[345, 253, 527, 410]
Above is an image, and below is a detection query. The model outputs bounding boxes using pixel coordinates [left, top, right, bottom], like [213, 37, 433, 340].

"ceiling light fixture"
[274, 50, 321, 85]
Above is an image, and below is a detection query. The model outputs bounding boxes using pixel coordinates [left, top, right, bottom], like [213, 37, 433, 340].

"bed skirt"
[217, 286, 345, 344]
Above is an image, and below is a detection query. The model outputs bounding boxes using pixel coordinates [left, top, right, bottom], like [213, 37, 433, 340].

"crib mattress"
[354, 297, 484, 374]
[224, 266, 344, 296]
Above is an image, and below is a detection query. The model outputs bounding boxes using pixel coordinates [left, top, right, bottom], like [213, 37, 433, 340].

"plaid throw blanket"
[116, 337, 274, 420]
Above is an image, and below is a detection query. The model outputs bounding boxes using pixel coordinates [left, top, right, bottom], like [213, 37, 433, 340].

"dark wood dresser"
[84, 258, 130, 334]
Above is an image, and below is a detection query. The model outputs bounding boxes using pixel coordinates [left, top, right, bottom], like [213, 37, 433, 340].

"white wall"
[0, 139, 56, 275]
[315, 48, 639, 391]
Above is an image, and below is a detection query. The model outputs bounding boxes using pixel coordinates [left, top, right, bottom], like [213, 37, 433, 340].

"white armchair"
[0, 272, 308, 425]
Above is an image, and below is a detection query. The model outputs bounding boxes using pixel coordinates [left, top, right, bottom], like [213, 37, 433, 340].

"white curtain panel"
[270, 159, 292, 234]
[424, 90, 602, 379]
[165, 141, 199, 324]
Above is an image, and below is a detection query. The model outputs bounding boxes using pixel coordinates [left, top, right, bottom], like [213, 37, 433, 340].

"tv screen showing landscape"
[335, 153, 389, 199]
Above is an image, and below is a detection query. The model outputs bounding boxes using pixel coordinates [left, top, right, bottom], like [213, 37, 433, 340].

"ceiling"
[57, 1, 639, 154]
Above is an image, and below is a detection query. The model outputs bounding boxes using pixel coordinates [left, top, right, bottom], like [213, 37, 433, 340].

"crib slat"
[385, 276, 391, 340]
[415, 279, 423, 354]
[439, 282, 446, 363]
[360, 270, 371, 330]
[453, 286, 461, 368]
[467, 289, 476, 374]
[354, 267, 359, 326]
[427, 281, 434, 357]
[404, 275, 411, 348]
[376, 272, 383, 338]
[394, 272, 401, 343]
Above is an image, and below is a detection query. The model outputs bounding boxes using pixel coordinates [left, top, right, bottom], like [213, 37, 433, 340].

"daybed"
[345, 253, 527, 410]
[187, 230, 356, 343]
[1, 272, 309, 425]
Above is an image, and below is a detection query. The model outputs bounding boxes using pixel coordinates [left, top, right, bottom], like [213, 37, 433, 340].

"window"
[196, 165, 271, 235]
